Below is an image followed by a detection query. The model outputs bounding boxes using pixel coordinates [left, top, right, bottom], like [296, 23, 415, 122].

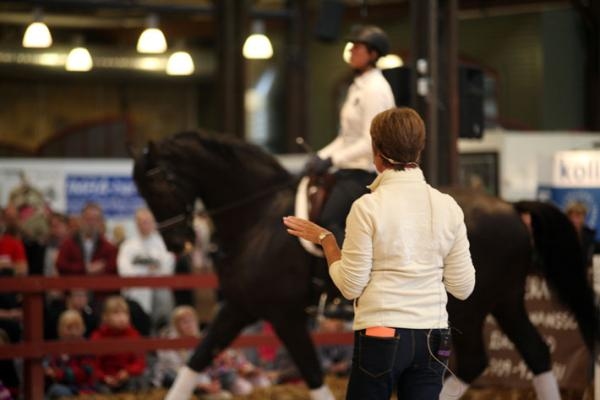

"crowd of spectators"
[0, 189, 353, 399]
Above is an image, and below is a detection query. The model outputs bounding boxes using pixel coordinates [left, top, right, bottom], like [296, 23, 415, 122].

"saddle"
[302, 173, 355, 321]
[306, 173, 336, 223]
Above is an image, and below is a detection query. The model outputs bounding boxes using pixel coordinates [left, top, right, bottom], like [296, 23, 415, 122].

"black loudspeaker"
[383, 65, 484, 138]
[382, 66, 412, 107]
[315, 0, 345, 42]
[459, 66, 484, 138]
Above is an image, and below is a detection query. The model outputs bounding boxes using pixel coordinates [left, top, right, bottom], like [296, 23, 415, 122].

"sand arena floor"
[60, 375, 592, 400]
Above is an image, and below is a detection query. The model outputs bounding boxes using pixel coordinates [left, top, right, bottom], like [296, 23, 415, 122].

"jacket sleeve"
[55, 240, 83, 275]
[329, 199, 374, 300]
[125, 330, 146, 376]
[117, 241, 139, 276]
[442, 205, 476, 300]
[97, 239, 118, 274]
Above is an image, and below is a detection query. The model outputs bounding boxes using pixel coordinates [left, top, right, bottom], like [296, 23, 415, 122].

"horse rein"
[145, 164, 293, 231]
[203, 181, 293, 218]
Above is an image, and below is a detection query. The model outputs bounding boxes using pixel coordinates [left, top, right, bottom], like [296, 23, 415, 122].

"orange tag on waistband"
[365, 326, 395, 337]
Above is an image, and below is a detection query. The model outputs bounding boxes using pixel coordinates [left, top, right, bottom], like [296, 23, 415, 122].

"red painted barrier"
[0, 274, 353, 399]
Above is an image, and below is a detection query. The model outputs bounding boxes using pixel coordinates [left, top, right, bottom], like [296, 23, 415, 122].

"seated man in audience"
[56, 202, 117, 305]
[118, 207, 174, 331]
[56, 202, 117, 276]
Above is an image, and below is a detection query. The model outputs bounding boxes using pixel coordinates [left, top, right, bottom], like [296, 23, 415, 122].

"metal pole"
[438, 0, 459, 186]
[410, 0, 439, 186]
[216, 0, 246, 138]
[285, 0, 309, 152]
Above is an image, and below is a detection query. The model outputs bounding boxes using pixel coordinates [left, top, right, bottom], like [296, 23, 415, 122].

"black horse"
[132, 131, 598, 395]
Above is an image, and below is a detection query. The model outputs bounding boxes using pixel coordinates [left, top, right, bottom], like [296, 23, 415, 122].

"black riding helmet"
[346, 25, 390, 57]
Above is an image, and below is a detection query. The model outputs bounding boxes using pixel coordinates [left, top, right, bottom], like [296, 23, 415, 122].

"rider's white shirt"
[329, 168, 476, 330]
[318, 68, 395, 172]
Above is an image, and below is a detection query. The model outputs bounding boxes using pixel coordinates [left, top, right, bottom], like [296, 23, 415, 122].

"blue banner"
[538, 185, 600, 241]
[66, 175, 145, 218]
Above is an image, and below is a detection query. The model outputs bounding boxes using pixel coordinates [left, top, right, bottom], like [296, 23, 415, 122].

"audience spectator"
[90, 296, 147, 393]
[0, 207, 27, 344]
[44, 289, 99, 340]
[111, 224, 127, 248]
[0, 206, 28, 400]
[55, 202, 117, 305]
[43, 212, 70, 278]
[0, 329, 18, 398]
[0, 380, 12, 400]
[154, 306, 231, 399]
[44, 310, 105, 397]
[317, 317, 352, 377]
[56, 202, 117, 276]
[43, 212, 70, 303]
[565, 201, 599, 267]
[191, 212, 213, 272]
[118, 207, 174, 330]
[205, 348, 271, 396]
[8, 178, 50, 276]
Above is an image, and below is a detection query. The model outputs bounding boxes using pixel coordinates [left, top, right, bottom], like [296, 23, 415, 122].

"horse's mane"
[157, 130, 290, 181]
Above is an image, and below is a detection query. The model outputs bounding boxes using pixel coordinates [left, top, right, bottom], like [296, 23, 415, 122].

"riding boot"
[309, 384, 335, 400]
[439, 375, 469, 400]
[532, 370, 561, 400]
[164, 366, 198, 400]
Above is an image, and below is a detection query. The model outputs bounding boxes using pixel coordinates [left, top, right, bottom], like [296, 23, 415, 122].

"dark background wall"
[0, 7, 590, 155]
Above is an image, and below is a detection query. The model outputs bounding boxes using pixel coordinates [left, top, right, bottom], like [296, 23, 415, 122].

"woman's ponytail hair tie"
[379, 151, 419, 170]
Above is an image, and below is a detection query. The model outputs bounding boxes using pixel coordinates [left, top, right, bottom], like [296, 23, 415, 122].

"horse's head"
[132, 130, 291, 253]
[132, 140, 195, 254]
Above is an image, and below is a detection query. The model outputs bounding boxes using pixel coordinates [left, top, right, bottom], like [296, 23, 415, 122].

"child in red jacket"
[44, 310, 104, 397]
[90, 296, 147, 392]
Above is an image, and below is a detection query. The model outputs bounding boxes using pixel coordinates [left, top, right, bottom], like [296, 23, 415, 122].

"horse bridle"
[145, 165, 193, 233]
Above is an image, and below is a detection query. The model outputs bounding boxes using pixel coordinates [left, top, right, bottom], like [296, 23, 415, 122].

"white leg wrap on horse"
[439, 375, 469, 399]
[532, 370, 561, 400]
[309, 384, 335, 400]
[165, 366, 198, 400]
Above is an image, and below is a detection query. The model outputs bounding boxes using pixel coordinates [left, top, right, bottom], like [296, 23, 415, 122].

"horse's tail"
[514, 200, 599, 356]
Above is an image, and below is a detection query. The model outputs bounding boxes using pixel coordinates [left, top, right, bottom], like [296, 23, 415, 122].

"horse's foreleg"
[270, 312, 335, 400]
[166, 301, 256, 400]
[492, 297, 560, 400]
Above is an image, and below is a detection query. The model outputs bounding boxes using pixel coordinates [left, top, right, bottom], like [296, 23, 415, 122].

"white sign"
[552, 150, 600, 188]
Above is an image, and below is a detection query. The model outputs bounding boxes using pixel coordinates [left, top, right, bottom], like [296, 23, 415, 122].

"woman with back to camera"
[284, 107, 476, 399]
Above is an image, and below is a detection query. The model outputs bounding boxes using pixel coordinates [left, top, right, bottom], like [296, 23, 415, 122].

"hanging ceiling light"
[137, 14, 167, 54]
[166, 50, 195, 76]
[243, 20, 273, 60]
[65, 37, 93, 72]
[22, 8, 52, 48]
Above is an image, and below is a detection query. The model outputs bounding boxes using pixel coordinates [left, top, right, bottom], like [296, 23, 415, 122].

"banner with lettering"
[538, 150, 600, 240]
[66, 175, 144, 218]
[472, 275, 591, 389]
[0, 159, 145, 238]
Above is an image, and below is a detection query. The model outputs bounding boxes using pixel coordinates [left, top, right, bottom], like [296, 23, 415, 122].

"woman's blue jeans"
[346, 328, 449, 400]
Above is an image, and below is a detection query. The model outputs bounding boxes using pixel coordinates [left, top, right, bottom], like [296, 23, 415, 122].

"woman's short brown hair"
[370, 107, 426, 166]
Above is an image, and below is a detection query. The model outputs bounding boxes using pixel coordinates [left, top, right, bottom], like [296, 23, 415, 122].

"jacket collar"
[367, 168, 425, 192]
[353, 68, 383, 89]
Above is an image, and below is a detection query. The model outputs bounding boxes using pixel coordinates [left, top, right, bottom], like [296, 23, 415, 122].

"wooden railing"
[0, 274, 353, 400]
